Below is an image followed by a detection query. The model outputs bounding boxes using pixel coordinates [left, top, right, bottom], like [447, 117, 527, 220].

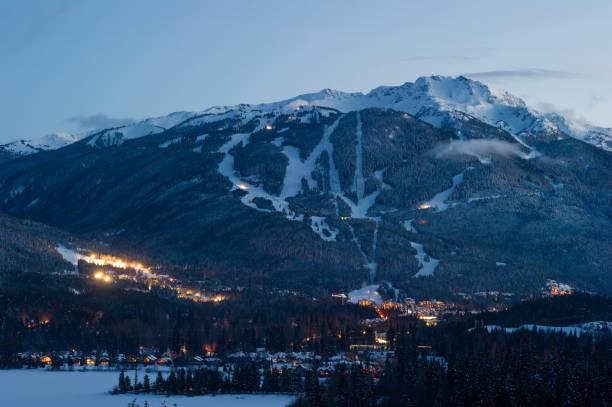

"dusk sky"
[1, 0, 611, 143]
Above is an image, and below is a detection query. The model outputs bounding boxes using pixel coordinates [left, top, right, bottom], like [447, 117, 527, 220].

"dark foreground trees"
[293, 329, 612, 407]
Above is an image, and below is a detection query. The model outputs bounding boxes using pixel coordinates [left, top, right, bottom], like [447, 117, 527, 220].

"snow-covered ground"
[4, 75, 611, 159]
[55, 244, 85, 266]
[423, 171, 466, 212]
[348, 284, 383, 304]
[410, 242, 439, 278]
[0, 370, 294, 407]
[484, 321, 612, 337]
[0, 133, 78, 156]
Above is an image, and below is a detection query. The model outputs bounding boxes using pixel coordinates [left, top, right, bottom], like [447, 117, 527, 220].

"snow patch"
[545, 175, 564, 189]
[9, 186, 25, 198]
[410, 242, 439, 277]
[403, 219, 416, 232]
[484, 322, 612, 337]
[55, 244, 85, 266]
[158, 137, 182, 148]
[310, 216, 338, 241]
[422, 170, 467, 212]
[348, 284, 383, 304]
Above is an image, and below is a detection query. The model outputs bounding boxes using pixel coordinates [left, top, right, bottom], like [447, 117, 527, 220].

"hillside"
[0, 76, 611, 297]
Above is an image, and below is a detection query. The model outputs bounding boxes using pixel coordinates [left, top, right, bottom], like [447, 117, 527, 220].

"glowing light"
[80, 253, 152, 274]
[93, 271, 112, 282]
[418, 203, 431, 210]
[265, 124, 274, 130]
[236, 183, 248, 191]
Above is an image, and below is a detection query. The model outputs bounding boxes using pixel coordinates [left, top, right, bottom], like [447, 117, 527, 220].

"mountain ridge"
[0, 76, 610, 298]
[2, 75, 610, 160]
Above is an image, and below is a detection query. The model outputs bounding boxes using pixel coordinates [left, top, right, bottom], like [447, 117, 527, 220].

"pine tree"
[167, 371, 178, 395]
[143, 374, 151, 393]
[118, 369, 127, 394]
[133, 369, 140, 394]
[124, 375, 132, 392]
[154, 372, 164, 394]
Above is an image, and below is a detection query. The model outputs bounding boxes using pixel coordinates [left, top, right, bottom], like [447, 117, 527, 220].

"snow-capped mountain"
[86, 111, 196, 147]
[243, 75, 611, 151]
[1, 81, 611, 296]
[0, 132, 79, 158]
[2, 75, 610, 159]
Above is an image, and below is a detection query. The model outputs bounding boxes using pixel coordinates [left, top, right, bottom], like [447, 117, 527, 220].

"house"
[189, 355, 204, 365]
[157, 357, 173, 366]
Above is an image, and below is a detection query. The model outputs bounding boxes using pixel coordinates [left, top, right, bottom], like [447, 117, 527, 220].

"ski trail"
[345, 221, 370, 267]
[422, 169, 469, 212]
[281, 116, 342, 197]
[410, 241, 439, 277]
[216, 116, 348, 234]
[217, 130, 302, 221]
[369, 218, 380, 282]
[320, 119, 343, 195]
[331, 111, 380, 281]
[354, 111, 365, 200]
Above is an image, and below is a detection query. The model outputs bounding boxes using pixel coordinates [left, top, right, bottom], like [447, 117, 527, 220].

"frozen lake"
[0, 369, 294, 407]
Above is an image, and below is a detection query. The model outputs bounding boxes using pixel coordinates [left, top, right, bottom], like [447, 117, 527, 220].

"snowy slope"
[0, 132, 79, 157]
[87, 111, 196, 147]
[4, 75, 611, 158]
[277, 76, 611, 151]
[185, 76, 611, 151]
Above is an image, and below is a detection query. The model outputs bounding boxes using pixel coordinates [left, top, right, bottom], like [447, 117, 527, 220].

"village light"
[94, 271, 104, 280]
[265, 124, 274, 130]
[418, 203, 431, 210]
[236, 183, 248, 191]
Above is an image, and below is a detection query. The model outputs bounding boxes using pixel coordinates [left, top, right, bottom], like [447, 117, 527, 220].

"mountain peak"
[3, 75, 611, 157]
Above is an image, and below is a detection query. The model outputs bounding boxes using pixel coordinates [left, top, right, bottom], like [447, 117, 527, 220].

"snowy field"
[0, 370, 294, 407]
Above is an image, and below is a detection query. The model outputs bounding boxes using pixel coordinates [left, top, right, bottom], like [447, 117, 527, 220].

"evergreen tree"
[154, 372, 164, 394]
[118, 369, 127, 394]
[143, 374, 151, 393]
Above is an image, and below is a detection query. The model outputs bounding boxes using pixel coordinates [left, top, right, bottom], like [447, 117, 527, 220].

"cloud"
[587, 94, 603, 108]
[536, 102, 576, 117]
[536, 102, 591, 126]
[464, 69, 586, 80]
[431, 139, 525, 163]
[66, 114, 136, 130]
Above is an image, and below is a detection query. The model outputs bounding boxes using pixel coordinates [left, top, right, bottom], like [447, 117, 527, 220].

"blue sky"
[1, 0, 611, 143]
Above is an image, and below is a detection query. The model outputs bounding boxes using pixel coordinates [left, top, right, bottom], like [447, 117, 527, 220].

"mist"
[431, 139, 524, 162]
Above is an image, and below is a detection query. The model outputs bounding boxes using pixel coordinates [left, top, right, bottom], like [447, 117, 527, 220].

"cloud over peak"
[431, 139, 525, 163]
[464, 69, 586, 81]
[66, 114, 136, 130]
